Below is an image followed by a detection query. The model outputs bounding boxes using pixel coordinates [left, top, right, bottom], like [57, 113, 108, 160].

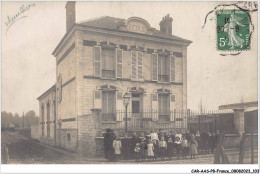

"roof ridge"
[77, 16, 109, 24]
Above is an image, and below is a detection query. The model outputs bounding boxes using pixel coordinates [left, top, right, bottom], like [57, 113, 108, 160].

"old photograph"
[1, 1, 258, 167]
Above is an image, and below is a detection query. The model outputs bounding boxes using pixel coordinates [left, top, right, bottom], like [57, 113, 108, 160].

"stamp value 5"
[216, 9, 250, 51]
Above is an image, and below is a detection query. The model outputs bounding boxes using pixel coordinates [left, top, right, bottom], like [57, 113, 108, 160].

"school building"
[37, 1, 192, 156]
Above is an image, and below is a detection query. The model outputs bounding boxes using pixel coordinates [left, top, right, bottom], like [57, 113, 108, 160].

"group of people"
[103, 128, 220, 162]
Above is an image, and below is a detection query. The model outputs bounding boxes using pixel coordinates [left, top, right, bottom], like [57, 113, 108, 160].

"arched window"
[47, 103, 50, 138]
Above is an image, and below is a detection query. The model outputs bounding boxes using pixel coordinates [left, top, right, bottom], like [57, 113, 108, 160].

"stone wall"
[77, 109, 102, 157]
[56, 128, 78, 151]
[31, 124, 40, 140]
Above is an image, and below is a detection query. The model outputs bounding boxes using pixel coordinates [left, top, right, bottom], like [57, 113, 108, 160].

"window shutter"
[94, 90, 101, 109]
[170, 55, 175, 82]
[116, 91, 123, 121]
[131, 51, 137, 79]
[93, 46, 101, 77]
[116, 49, 123, 78]
[170, 94, 175, 121]
[137, 51, 143, 79]
[152, 53, 158, 81]
[151, 93, 158, 121]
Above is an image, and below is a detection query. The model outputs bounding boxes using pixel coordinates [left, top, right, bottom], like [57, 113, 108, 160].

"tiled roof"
[77, 16, 191, 43]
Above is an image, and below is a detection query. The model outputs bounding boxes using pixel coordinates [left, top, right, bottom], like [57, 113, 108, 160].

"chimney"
[65, 1, 76, 32]
[159, 14, 173, 35]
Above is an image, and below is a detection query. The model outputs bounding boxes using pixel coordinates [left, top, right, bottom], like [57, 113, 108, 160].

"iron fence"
[101, 109, 235, 133]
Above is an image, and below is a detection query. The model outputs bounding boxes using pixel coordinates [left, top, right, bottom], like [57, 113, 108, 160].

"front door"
[131, 93, 143, 130]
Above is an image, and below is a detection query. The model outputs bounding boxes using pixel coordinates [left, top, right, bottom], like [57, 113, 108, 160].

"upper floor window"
[102, 48, 116, 78]
[93, 45, 123, 79]
[131, 50, 143, 80]
[158, 54, 170, 82]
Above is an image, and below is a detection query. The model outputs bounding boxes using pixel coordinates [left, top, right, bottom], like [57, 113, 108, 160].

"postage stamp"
[216, 9, 250, 51]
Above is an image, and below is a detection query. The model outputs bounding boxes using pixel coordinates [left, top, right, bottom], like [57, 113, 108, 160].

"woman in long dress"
[190, 135, 198, 159]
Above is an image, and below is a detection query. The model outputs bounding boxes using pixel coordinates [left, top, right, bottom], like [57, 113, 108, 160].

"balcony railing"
[102, 70, 115, 78]
[158, 75, 169, 82]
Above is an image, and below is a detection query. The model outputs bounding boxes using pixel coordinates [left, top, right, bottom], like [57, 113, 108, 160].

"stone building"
[37, 2, 192, 156]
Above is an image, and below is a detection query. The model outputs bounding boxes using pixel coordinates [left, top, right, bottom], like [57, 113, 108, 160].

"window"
[47, 103, 50, 138]
[102, 48, 116, 78]
[158, 54, 170, 82]
[158, 93, 170, 121]
[102, 90, 116, 121]
[131, 51, 143, 80]
[41, 105, 44, 137]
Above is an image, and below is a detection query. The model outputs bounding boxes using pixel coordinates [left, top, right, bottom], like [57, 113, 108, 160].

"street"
[1, 131, 258, 164]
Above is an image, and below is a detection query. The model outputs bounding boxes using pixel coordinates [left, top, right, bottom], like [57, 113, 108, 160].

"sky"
[1, 1, 258, 116]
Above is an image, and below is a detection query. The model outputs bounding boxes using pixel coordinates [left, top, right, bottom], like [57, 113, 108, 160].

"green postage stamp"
[216, 9, 250, 51]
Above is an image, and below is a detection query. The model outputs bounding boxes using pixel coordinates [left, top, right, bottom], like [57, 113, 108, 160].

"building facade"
[37, 2, 191, 154]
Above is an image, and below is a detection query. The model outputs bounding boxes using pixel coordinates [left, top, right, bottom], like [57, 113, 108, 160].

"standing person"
[167, 137, 174, 160]
[214, 130, 220, 149]
[181, 136, 189, 159]
[140, 137, 146, 162]
[207, 131, 212, 154]
[174, 132, 182, 159]
[130, 132, 140, 159]
[195, 130, 201, 153]
[190, 136, 198, 159]
[152, 139, 159, 161]
[134, 143, 141, 162]
[121, 134, 130, 160]
[104, 129, 115, 161]
[150, 129, 159, 141]
[113, 136, 122, 161]
[158, 136, 167, 160]
[146, 139, 154, 161]
[2, 144, 9, 164]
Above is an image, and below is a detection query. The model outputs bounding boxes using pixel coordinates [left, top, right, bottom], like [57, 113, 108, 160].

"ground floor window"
[102, 90, 116, 121]
[158, 93, 170, 121]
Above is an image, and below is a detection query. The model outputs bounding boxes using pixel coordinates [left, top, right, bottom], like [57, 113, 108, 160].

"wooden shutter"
[152, 53, 158, 81]
[131, 51, 137, 79]
[94, 90, 101, 109]
[93, 46, 101, 77]
[116, 49, 123, 78]
[170, 94, 175, 121]
[137, 51, 143, 79]
[151, 93, 158, 121]
[170, 55, 175, 82]
[116, 91, 123, 121]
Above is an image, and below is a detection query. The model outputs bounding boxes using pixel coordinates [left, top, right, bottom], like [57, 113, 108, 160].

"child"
[167, 137, 174, 160]
[190, 136, 198, 159]
[174, 133, 182, 160]
[140, 137, 146, 161]
[134, 143, 141, 162]
[181, 136, 189, 159]
[113, 136, 122, 161]
[158, 136, 167, 160]
[146, 139, 154, 161]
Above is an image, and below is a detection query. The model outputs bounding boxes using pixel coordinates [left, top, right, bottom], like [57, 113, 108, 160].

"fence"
[101, 109, 235, 133]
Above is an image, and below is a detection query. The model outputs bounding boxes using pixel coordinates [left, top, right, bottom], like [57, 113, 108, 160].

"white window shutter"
[137, 51, 143, 79]
[116, 49, 123, 78]
[116, 91, 123, 121]
[151, 93, 158, 121]
[131, 51, 137, 79]
[170, 55, 175, 82]
[94, 90, 101, 109]
[152, 53, 158, 81]
[93, 46, 101, 77]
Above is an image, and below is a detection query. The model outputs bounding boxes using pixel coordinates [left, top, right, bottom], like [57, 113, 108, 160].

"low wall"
[223, 134, 258, 149]
[56, 128, 78, 151]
